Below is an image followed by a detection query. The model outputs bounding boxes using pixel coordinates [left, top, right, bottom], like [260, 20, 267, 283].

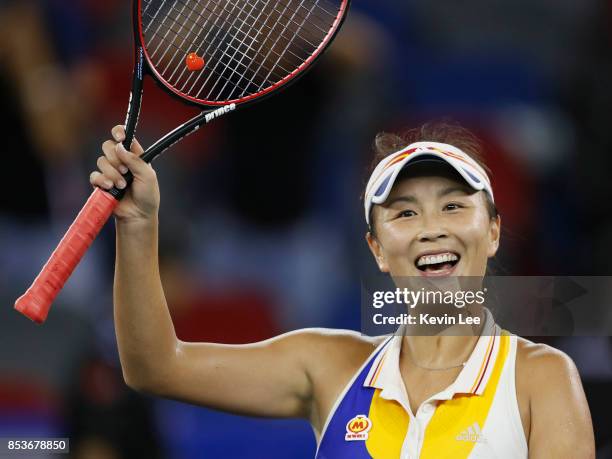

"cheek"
[456, 212, 492, 257]
[378, 223, 415, 257]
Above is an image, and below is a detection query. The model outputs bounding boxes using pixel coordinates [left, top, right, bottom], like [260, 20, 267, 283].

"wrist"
[115, 214, 158, 234]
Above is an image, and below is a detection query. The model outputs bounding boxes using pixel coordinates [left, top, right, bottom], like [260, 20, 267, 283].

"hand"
[89, 125, 160, 222]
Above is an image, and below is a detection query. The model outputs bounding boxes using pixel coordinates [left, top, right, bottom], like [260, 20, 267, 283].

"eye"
[397, 209, 416, 218]
[444, 202, 463, 211]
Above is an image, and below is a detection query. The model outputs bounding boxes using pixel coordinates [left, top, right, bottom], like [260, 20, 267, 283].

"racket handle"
[14, 188, 118, 323]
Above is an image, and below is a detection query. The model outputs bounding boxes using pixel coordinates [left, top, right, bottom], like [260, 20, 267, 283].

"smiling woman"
[96, 118, 594, 459]
[366, 123, 498, 234]
[335, 120, 595, 459]
[364, 122, 500, 278]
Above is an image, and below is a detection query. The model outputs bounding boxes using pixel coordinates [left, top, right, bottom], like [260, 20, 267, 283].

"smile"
[415, 251, 460, 276]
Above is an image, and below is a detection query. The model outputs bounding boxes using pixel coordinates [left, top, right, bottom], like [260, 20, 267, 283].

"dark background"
[1, 0, 611, 457]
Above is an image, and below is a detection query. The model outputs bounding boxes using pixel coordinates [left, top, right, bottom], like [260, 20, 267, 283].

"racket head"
[135, 0, 350, 108]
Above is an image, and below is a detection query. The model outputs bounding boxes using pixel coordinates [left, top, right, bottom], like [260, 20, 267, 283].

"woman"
[90, 122, 595, 458]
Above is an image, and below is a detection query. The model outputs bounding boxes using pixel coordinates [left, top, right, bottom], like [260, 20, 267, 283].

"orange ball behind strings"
[185, 52, 205, 71]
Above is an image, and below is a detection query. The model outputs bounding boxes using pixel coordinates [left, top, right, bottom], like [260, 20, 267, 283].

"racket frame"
[119, 0, 351, 170]
[14, 0, 351, 323]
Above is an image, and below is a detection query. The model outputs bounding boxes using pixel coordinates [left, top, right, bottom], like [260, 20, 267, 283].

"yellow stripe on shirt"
[419, 331, 511, 459]
[366, 388, 410, 458]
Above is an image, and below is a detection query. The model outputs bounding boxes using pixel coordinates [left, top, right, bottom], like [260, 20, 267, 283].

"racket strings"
[145, 7, 292, 71]
[147, 1, 268, 91]
[143, 5, 293, 84]
[248, 0, 321, 97]
[167, 0, 327, 49]
[140, 0, 344, 103]
[196, 0, 277, 99]
[145, 0, 278, 94]
[157, 0, 332, 60]
[166, 0, 298, 92]
[150, 0, 321, 81]
[144, 23, 254, 95]
[196, 0, 309, 100]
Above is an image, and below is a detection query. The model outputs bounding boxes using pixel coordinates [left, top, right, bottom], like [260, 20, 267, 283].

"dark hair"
[366, 120, 499, 233]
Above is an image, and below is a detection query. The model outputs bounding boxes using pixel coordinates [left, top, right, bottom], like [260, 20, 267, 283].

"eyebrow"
[439, 185, 472, 197]
[384, 186, 472, 207]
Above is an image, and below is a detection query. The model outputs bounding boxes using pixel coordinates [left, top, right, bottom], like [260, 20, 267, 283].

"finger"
[130, 137, 144, 156]
[102, 140, 129, 174]
[115, 143, 154, 178]
[111, 124, 143, 156]
[90, 171, 114, 190]
[111, 125, 126, 142]
[97, 156, 127, 189]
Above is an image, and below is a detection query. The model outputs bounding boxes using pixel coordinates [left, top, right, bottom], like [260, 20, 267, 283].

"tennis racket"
[15, 0, 350, 323]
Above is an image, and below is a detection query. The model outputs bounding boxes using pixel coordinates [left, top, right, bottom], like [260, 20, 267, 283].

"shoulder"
[281, 329, 384, 432]
[276, 328, 384, 388]
[514, 337, 594, 457]
[277, 327, 382, 366]
[516, 337, 578, 378]
[254, 328, 385, 382]
[515, 337, 582, 399]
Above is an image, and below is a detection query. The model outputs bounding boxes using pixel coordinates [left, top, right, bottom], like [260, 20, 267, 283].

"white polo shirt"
[317, 309, 528, 459]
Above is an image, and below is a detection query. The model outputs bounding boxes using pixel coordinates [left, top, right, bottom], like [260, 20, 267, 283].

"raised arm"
[91, 125, 314, 419]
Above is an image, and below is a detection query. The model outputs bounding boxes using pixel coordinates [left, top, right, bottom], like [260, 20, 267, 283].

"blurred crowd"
[1, 0, 611, 457]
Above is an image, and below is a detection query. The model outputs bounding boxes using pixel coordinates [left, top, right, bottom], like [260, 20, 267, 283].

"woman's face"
[367, 164, 500, 278]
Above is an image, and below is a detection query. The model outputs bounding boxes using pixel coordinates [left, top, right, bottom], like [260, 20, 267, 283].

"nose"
[416, 216, 449, 242]
[417, 228, 448, 242]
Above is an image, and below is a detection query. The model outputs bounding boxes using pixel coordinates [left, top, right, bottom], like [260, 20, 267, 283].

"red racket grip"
[14, 188, 118, 323]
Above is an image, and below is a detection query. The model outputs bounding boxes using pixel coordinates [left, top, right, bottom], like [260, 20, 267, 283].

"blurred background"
[1, 0, 612, 457]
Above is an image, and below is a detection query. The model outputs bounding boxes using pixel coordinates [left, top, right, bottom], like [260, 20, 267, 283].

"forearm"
[114, 216, 178, 389]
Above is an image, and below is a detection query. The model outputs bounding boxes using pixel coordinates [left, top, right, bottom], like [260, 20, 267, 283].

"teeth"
[417, 252, 458, 267]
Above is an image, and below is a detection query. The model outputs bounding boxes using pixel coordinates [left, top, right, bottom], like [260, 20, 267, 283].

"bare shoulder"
[282, 329, 383, 432]
[516, 337, 579, 379]
[278, 328, 383, 389]
[298, 327, 383, 347]
[515, 339, 594, 457]
[240, 327, 382, 383]
[280, 327, 382, 371]
[515, 336, 582, 398]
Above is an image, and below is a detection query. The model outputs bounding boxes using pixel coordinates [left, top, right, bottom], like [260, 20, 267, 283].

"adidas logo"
[456, 422, 486, 443]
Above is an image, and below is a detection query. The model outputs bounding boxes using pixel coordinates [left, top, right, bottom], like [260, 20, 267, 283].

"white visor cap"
[364, 141, 494, 226]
